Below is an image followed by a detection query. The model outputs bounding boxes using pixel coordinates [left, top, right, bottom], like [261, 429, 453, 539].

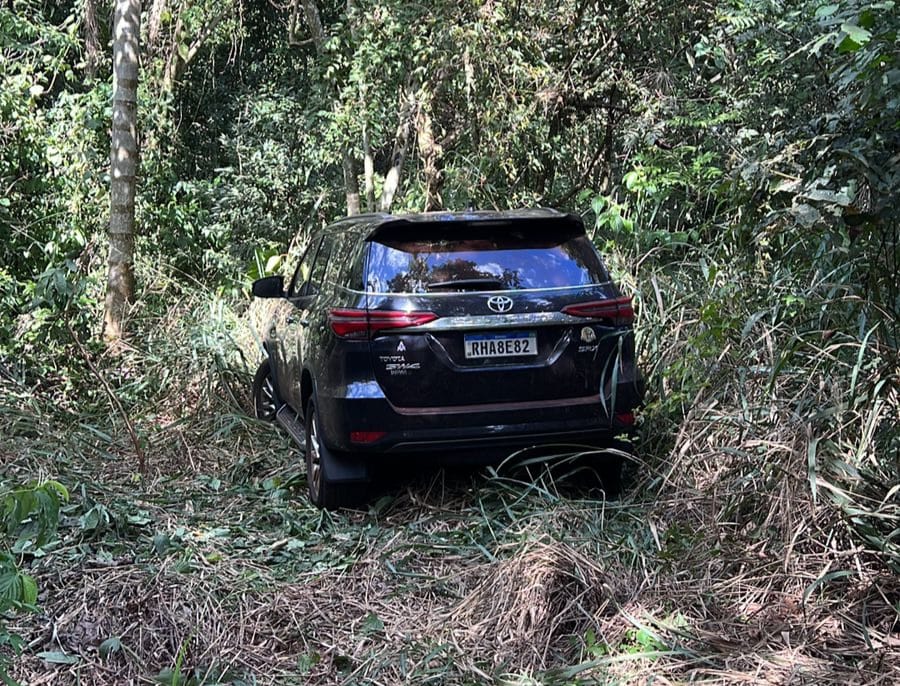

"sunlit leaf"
[838, 21, 872, 50]
[36, 651, 79, 665]
[815, 4, 839, 18]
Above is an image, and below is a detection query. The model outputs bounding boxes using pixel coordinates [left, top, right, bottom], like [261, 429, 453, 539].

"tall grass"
[0, 212, 897, 683]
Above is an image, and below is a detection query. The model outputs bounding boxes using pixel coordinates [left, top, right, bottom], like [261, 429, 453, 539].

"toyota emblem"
[487, 295, 514, 313]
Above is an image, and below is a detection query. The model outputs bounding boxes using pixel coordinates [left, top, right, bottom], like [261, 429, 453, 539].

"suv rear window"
[365, 226, 609, 294]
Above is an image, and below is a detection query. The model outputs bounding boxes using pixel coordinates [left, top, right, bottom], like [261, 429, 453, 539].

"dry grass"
[4, 404, 898, 685]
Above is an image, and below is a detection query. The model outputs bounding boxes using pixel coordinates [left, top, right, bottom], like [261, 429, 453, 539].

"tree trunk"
[146, 0, 167, 52]
[380, 88, 416, 212]
[83, 0, 101, 79]
[363, 124, 375, 211]
[416, 102, 443, 211]
[104, 0, 141, 343]
[300, 0, 326, 50]
[347, 0, 373, 214]
[162, 7, 226, 93]
[343, 148, 361, 215]
[598, 86, 618, 195]
[301, 0, 360, 216]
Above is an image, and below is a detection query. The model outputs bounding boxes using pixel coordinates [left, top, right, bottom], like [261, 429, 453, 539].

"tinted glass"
[307, 236, 334, 296]
[366, 231, 609, 293]
[343, 242, 366, 291]
[288, 236, 321, 297]
[327, 233, 365, 291]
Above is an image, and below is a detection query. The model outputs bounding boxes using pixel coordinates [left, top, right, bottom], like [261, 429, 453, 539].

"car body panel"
[254, 209, 644, 460]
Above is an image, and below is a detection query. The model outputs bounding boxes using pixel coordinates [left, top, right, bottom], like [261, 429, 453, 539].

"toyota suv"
[251, 209, 643, 509]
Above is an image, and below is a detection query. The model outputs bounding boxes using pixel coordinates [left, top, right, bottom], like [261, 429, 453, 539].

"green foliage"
[2, 480, 68, 551]
[0, 480, 68, 682]
[0, 3, 106, 271]
[0, 3, 108, 396]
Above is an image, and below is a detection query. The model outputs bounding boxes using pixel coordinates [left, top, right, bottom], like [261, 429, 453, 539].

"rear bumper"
[316, 389, 639, 456]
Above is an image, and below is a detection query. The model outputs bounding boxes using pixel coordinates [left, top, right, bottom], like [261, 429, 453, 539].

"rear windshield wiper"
[426, 278, 505, 292]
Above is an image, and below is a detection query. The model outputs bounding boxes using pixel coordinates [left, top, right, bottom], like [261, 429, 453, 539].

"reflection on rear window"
[366, 233, 609, 293]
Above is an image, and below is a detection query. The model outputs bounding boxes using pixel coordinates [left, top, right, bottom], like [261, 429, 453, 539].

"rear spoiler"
[363, 209, 585, 242]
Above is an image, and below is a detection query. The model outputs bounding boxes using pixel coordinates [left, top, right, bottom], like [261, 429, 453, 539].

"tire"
[597, 437, 638, 498]
[596, 454, 624, 498]
[305, 401, 343, 510]
[252, 359, 280, 421]
[304, 401, 371, 510]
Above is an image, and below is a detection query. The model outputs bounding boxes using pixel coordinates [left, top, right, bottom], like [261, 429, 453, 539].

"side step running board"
[276, 406, 306, 446]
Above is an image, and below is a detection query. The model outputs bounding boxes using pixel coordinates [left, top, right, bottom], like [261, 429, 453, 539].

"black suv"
[251, 209, 643, 508]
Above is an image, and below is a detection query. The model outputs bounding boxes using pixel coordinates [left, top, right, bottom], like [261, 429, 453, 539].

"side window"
[344, 241, 366, 291]
[323, 241, 343, 287]
[306, 236, 335, 296]
[288, 237, 321, 297]
[325, 234, 362, 290]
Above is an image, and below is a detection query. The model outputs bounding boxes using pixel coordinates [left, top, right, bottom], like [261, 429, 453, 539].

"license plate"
[464, 332, 537, 359]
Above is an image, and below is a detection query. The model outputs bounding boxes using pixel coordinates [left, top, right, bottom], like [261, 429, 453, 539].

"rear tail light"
[562, 297, 634, 325]
[614, 412, 635, 426]
[329, 308, 438, 339]
[350, 431, 387, 444]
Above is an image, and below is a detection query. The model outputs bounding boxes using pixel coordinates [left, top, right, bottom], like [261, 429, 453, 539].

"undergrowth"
[0, 216, 897, 684]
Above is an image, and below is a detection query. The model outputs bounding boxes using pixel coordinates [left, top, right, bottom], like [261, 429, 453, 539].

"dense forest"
[1, 0, 898, 683]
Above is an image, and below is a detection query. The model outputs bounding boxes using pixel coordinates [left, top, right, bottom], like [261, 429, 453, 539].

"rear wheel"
[595, 454, 624, 498]
[596, 436, 638, 498]
[305, 401, 367, 510]
[252, 360, 280, 421]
